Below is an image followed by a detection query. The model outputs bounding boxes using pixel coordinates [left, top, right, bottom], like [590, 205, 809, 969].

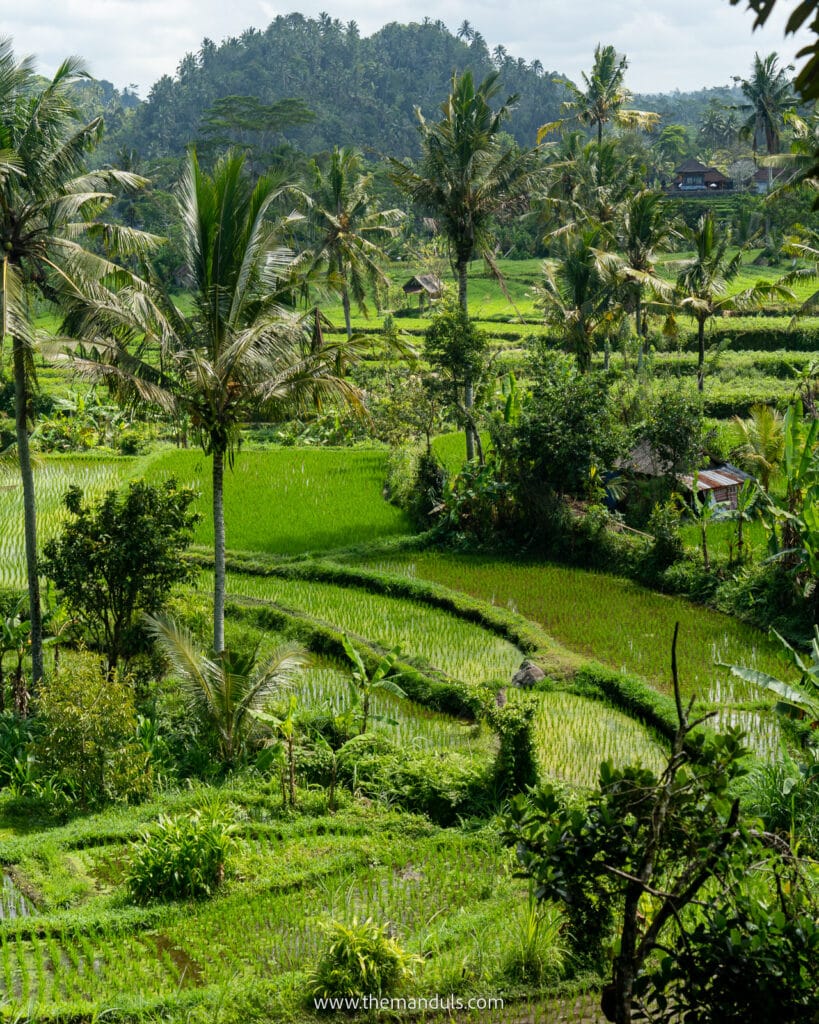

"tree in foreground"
[504, 625, 819, 1024]
[0, 38, 151, 688]
[41, 479, 200, 674]
[307, 146, 402, 340]
[390, 70, 541, 459]
[71, 149, 360, 653]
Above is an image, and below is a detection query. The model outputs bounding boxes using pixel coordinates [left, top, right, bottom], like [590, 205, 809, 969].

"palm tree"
[307, 146, 402, 340]
[70, 150, 360, 653]
[390, 70, 541, 459]
[538, 224, 619, 372]
[612, 190, 679, 346]
[0, 39, 151, 689]
[740, 52, 795, 157]
[146, 615, 308, 766]
[674, 211, 789, 390]
[559, 44, 657, 146]
[731, 404, 785, 492]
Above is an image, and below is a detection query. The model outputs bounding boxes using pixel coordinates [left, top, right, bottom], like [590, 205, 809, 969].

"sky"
[3, 1, 813, 99]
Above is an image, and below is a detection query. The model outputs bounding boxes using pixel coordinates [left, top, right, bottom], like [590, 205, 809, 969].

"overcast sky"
[3, 1, 813, 98]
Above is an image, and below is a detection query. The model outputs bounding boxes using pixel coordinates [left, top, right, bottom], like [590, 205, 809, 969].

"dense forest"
[80, 15, 751, 164]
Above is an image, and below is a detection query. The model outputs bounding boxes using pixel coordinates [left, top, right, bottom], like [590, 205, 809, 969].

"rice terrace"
[0, 2, 818, 1023]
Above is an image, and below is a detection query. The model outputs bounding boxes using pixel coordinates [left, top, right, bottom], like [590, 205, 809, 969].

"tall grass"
[144, 448, 411, 556]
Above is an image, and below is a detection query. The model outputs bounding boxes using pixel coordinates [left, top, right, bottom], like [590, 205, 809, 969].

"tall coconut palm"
[390, 70, 541, 459]
[558, 44, 658, 146]
[70, 150, 360, 653]
[0, 39, 151, 690]
[307, 146, 402, 340]
[740, 51, 796, 157]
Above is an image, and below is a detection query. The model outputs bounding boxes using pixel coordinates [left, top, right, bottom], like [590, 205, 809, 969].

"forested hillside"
[110, 16, 567, 159]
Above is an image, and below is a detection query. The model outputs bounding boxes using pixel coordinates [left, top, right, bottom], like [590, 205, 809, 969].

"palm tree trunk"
[341, 287, 352, 341]
[213, 447, 226, 654]
[457, 257, 476, 461]
[12, 335, 43, 695]
[697, 317, 706, 392]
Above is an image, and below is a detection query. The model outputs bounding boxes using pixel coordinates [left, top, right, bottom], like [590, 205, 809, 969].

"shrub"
[35, 653, 150, 808]
[308, 917, 418, 1001]
[487, 698, 540, 796]
[126, 808, 236, 903]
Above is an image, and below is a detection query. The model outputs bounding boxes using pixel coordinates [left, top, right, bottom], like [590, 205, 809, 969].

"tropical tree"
[390, 70, 541, 459]
[673, 211, 789, 390]
[0, 39, 151, 690]
[70, 150, 360, 653]
[341, 634, 406, 736]
[307, 147, 402, 339]
[611, 189, 679, 351]
[537, 224, 620, 372]
[731, 403, 785, 491]
[146, 614, 309, 767]
[556, 44, 658, 146]
[740, 51, 796, 156]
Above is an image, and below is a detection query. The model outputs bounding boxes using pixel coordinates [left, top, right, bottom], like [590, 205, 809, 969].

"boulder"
[511, 659, 545, 689]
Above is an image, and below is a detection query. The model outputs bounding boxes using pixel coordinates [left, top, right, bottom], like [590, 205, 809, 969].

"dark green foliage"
[645, 500, 685, 573]
[641, 889, 819, 1023]
[35, 654, 151, 809]
[41, 480, 200, 671]
[126, 807, 236, 903]
[309, 917, 417, 1001]
[487, 699, 539, 796]
[0, 711, 36, 787]
[499, 351, 625, 507]
[638, 385, 704, 480]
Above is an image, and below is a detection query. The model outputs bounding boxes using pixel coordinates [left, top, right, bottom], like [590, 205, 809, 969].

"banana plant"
[341, 634, 406, 735]
[721, 626, 819, 725]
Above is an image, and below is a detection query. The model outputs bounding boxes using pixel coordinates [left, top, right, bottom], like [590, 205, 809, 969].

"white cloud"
[4, 0, 813, 97]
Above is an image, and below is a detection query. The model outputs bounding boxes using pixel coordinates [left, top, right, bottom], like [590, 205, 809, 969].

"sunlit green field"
[142, 447, 411, 556]
[361, 552, 795, 703]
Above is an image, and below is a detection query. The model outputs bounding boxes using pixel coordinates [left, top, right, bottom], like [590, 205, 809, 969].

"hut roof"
[402, 274, 443, 296]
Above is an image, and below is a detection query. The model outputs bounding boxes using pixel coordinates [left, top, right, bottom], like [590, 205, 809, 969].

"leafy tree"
[391, 69, 541, 459]
[0, 40, 152, 687]
[638, 383, 704, 484]
[307, 147, 402, 340]
[41, 480, 200, 674]
[739, 51, 796, 156]
[70, 149, 360, 653]
[501, 351, 624, 504]
[504, 625, 818, 1024]
[424, 302, 490, 459]
[146, 615, 309, 767]
[556, 44, 658, 146]
[35, 652, 150, 808]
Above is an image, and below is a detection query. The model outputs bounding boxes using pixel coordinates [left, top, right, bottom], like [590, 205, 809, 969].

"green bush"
[308, 917, 418, 1001]
[487, 699, 540, 796]
[35, 653, 151, 808]
[126, 808, 236, 903]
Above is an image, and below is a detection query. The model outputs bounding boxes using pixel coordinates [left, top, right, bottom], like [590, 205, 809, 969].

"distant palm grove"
[0, 5, 818, 1024]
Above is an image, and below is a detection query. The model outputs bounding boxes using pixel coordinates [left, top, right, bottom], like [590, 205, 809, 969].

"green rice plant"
[368, 553, 796, 704]
[143, 448, 411, 556]
[308, 917, 419, 1001]
[0, 458, 131, 589]
[218, 571, 523, 686]
[125, 808, 237, 903]
[509, 689, 667, 789]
